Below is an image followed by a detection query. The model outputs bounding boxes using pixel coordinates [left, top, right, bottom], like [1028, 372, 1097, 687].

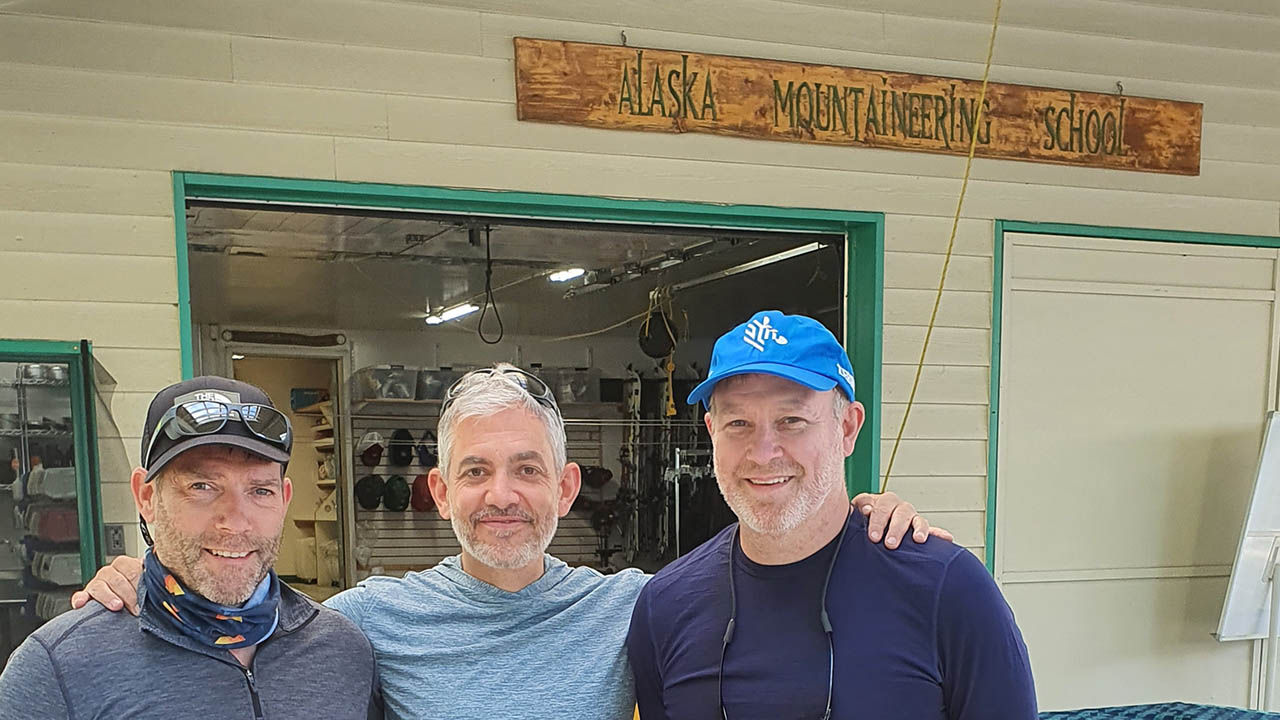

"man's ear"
[841, 400, 866, 457]
[131, 467, 157, 523]
[427, 468, 450, 520]
[704, 411, 713, 434]
[281, 476, 293, 509]
[557, 462, 582, 517]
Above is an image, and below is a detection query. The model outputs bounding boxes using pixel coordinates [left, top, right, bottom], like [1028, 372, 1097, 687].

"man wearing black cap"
[0, 377, 378, 719]
[627, 311, 1037, 719]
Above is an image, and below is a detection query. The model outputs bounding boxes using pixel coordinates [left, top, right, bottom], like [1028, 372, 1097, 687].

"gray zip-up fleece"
[0, 581, 379, 720]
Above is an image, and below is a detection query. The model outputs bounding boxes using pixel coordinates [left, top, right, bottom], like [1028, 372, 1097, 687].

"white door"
[996, 232, 1280, 710]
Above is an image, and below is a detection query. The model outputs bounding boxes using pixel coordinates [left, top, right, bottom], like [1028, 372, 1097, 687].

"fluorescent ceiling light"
[671, 242, 825, 293]
[549, 268, 586, 283]
[231, 354, 245, 360]
[426, 303, 480, 325]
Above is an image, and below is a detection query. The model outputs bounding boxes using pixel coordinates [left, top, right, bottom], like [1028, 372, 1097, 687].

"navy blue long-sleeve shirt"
[626, 511, 1037, 719]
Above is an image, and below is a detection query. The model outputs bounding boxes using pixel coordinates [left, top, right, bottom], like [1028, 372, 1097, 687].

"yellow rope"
[881, 0, 1003, 492]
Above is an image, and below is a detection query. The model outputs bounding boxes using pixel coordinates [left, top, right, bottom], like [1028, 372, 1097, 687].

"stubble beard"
[715, 442, 845, 537]
[150, 494, 280, 607]
[451, 502, 558, 570]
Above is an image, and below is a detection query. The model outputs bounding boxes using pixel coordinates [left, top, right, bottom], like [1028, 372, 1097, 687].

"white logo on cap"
[743, 316, 788, 352]
[174, 389, 240, 405]
[836, 363, 856, 392]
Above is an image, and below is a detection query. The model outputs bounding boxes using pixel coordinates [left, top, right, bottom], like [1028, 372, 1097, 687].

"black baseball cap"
[141, 376, 292, 480]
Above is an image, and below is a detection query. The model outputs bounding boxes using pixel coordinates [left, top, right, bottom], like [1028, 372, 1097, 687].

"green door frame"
[988, 220, 1280, 572]
[174, 172, 885, 495]
[0, 339, 104, 580]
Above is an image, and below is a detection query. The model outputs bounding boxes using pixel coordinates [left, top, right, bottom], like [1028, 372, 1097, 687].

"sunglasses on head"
[143, 400, 293, 469]
[441, 367, 558, 414]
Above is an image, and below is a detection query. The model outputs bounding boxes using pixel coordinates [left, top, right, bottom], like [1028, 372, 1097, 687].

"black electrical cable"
[477, 226, 504, 345]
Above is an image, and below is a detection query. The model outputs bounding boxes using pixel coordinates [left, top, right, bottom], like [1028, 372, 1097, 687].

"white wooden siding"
[0, 0, 1275, 577]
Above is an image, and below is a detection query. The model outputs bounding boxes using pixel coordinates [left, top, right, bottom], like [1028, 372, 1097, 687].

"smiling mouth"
[479, 518, 528, 527]
[205, 549, 254, 559]
[746, 476, 792, 487]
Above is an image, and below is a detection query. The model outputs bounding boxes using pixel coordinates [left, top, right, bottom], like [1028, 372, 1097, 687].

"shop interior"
[185, 202, 845, 600]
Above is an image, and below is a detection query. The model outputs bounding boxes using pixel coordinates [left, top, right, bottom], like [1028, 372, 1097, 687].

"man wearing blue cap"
[627, 311, 1037, 719]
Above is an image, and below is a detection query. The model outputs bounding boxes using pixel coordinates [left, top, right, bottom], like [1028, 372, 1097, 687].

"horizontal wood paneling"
[0, 162, 173, 216]
[880, 403, 989, 440]
[881, 475, 987, 512]
[883, 15, 1279, 93]
[883, 289, 991, 329]
[882, 326, 990, 366]
[1111, 0, 1280, 19]
[885, 253, 992, 292]
[0, 251, 176, 303]
[1201, 123, 1280, 166]
[0, 113, 337, 179]
[0, 13, 232, 80]
[3, 0, 484, 55]
[101, 391, 154, 449]
[232, 36, 510, 101]
[99, 479, 139, 524]
[0, 63, 388, 138]
[878, 439, 987, 476]
[0, 211, 175, 257]
[911, 510, 985, 547]
[881, 365, 989, 404]
[884, 216, 994, 257]
[0, 300, 179, 350]
[91, 348, 182, 393]
[785, 0, 1280, 54]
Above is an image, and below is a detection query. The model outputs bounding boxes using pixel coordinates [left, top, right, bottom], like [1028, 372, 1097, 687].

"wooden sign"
[514, 38, 1202, 175]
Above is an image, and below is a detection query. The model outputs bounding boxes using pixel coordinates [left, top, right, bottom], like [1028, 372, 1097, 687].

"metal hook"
[1115, 81, 1124, 96]
[620, 30, 628, 47]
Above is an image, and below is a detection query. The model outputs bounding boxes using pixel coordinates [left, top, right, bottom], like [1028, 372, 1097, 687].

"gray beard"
[450, 505, 558, 570]
[715, 447, 845, 537]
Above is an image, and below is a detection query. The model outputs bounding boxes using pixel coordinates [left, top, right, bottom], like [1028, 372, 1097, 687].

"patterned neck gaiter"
[142, 549, 281, 650]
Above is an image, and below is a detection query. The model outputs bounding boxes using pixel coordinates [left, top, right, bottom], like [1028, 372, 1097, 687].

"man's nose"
[483, 469, 521, 508]
[212, 492, 255, 534]
[743, 425, 785, 466]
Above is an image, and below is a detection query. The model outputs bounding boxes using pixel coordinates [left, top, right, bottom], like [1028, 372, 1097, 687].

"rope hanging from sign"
[881, 0, 1003, 493]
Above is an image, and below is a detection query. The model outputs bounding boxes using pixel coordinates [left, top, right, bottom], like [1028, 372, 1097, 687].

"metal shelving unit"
[1, 364, 81, 626]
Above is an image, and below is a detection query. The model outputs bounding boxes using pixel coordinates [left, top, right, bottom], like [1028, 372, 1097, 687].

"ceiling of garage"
[187, 204, 845, 339]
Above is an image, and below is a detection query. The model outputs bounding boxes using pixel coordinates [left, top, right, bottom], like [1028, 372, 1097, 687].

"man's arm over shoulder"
[0, 637, 71, 720]
[935, 549, 1037, 720]
[323, 581, 379, 631]
[626, 585, 665, 720]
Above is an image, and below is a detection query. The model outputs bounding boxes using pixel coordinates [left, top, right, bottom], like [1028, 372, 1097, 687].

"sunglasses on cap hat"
[143, 400, 292, 471]
[441, 367, 558, 414]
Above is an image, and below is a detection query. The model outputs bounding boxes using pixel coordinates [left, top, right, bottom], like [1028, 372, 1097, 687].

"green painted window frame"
[0, 339, 104, 581]
[988, 220, 1280, 572]
[174, 172, 885, 495]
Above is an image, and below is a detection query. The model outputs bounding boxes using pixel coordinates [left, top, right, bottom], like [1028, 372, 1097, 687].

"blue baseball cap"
[687, 310, 856, 408]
